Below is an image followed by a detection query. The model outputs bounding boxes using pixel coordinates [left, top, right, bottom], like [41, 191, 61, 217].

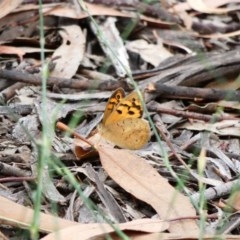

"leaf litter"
[1, 0, 240, 239]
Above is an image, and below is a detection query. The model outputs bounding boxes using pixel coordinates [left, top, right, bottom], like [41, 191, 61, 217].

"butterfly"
[98, 88, 150, 150]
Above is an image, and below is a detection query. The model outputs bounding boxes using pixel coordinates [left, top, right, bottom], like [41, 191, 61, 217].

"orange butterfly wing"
[101, 88, 125, 125]
[98, 88, 150, 150]
[104, 90, 144, 126]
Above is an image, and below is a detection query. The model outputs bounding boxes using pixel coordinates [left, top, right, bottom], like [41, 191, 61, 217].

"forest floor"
[1, 1, 240, 239]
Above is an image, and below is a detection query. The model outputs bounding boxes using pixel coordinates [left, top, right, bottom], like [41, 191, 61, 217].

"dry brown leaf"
[171, 0, 240, 14]
[0, 0, 23, 19]
[195, 29, 240, 38]
[0, 230, 8, 240]
[126, 39, 172, 67]
[50, 25, 85, 78]
[0, 196, 79, 233]
[206, 76, 240, 90]
[188, 0, 227, 13]
[0, 45, 25, 61]
[0, 196, 168, 239]
[216, 101, 240, 110]
[115, 232, 240, 240]
[42, 2, 174, 26]
[15, 2, 173, 26]
[18, 47, 53, 54]
[203, 0, 240, 8]
[227, 192, 240, 211]
[96, 144, 199, 234]
[42, 219, 169, 240]
[180, 120, 240, 137]
[74, 132, 101, 159]
[0, 46, 53, 61]
[74, 139, 97, 159]
[91, 17, 130, 77]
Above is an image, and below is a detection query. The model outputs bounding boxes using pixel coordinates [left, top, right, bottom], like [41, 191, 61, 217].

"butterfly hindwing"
[99, 118, 150, 150]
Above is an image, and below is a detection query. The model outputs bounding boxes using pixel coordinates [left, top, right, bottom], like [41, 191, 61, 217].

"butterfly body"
[98, 88, 150, 150]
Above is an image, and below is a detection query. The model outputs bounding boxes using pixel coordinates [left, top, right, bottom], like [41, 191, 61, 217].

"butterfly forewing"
[104, 91, 144, 126]
[102, 88, 125, 125]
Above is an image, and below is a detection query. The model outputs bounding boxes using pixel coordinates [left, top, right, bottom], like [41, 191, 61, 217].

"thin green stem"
[30, 1, 50, 239]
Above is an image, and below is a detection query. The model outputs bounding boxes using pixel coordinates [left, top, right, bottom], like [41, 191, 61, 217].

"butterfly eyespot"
[117, 109, 122, 114]
[128, 110, 135, 115]
[116, 93, 121, 100]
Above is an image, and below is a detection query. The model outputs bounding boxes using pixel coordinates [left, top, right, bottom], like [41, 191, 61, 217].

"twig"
[56, 121, 94, 148]
[0, 162, 31, 177]
[191, 179, 240, 204]
[0, 105, 33, 116]
[156, 123, 220, 186]
[148, 83, 240, 102]
[156, 123, 189, 170]
[0, 69, 124, 91]
[0, 82, 26, 103]
[0, 176, 36, 183]
[148, 101, 236, 122]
